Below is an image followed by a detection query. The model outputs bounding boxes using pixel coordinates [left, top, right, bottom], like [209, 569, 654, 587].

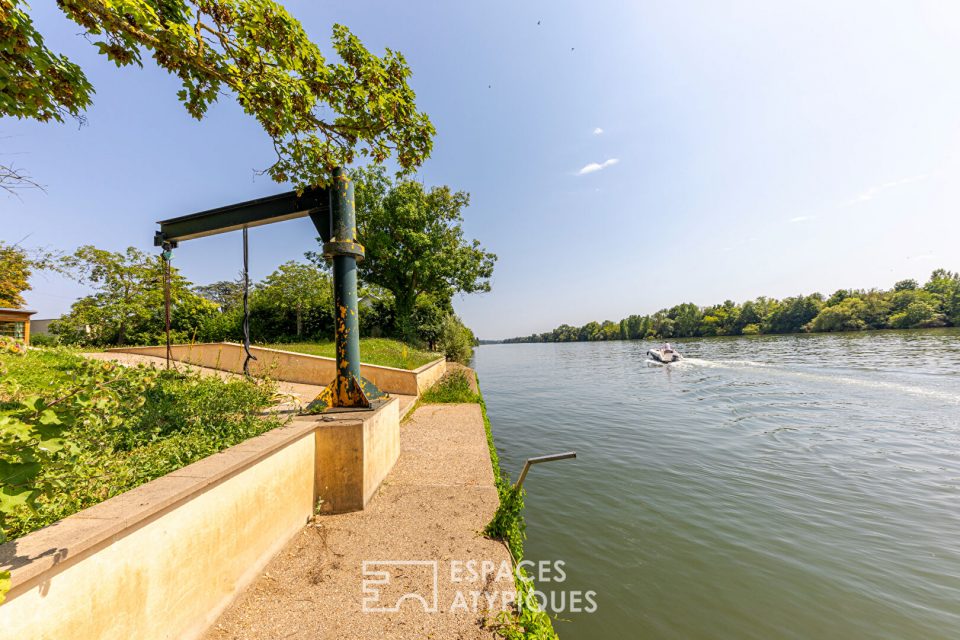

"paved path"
[83, 352, 416, 417]
[204, 403, 514, 640]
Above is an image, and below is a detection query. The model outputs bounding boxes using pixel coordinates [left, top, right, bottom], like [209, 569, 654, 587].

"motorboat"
[647, 346, 682, 363]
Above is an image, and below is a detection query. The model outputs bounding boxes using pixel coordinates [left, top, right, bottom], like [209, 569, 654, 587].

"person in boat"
[662, 343, 675, 355]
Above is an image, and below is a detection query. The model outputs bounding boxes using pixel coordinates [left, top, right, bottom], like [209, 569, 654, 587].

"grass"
[0, 346, 284, 541]
[264, 337, 440, 370]
[420, 370, 559, 639]
[419, 369, 480, 403]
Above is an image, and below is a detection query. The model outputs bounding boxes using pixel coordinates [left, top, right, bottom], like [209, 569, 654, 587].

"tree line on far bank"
[2, 169, 496, 365]
[504, 270, 960, 344]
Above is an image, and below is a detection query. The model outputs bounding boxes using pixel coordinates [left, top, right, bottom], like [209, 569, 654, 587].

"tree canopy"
[2, 0, 434, 188]
[0, 241, 58, 308]
[313, 165, 496, 341]
[0, 242, 31, 307]
[505, 269, 960, 343]
[53, 245, 216, 346]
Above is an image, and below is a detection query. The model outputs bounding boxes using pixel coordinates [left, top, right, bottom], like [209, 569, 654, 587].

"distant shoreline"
[494, 270, 960, 345]
[480, 326, 960, 346]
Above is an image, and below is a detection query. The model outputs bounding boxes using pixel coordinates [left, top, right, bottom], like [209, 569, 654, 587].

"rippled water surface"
[474, 330, 960, 639]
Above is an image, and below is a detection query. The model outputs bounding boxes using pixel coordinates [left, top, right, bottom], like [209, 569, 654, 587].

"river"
[474, 329, 960, 639]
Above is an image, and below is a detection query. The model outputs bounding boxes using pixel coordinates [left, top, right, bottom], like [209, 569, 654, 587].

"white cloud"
[846, 174, 927, 206]
[577, 158, 619, 175]
[593, 127, 604, 135]
[789, 215, 812, 223]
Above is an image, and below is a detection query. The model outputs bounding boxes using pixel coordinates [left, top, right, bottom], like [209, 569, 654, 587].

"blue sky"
[4, 1, 960, 339]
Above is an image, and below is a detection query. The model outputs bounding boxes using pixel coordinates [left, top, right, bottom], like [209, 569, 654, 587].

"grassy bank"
[0, 346, 284, 543]
[265, 338, 439, 370]
[421, 370, 559, 639]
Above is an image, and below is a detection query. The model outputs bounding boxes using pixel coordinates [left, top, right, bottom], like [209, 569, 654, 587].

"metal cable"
[242, 227, 257, 376]
[161, 244, 172, 370]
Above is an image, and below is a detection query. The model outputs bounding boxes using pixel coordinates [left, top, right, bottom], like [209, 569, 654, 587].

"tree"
[924, 269, 960, 325]
[194, 278, 244, 312]
[255, 261, 331, 338]
[668, 302, 702, 337]
[806, 297, 868, 332]
[321, 166, 497, 343]
[0, 242, 59, 307]
[894, 279, 918, 292]
[53, 245, 214, 345]
[2, 0, 434, 189]
[764, 294, 823, 334]
[500, 268, 960, 343]
[0, 242, 31, 307]
[888, 300, 945, 329]
[437, 313, 475, 364]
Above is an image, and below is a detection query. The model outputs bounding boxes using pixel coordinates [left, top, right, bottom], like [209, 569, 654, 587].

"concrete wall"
[108, 342, 446, 397]
[0, 398, 402, 640]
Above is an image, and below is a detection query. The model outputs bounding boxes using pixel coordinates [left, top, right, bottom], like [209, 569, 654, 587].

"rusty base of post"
[305, 374, 387, 414]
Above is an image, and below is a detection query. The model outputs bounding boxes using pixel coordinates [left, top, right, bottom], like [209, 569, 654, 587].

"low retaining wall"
[0, 398, 401, 640]
[108, 342, 446, 397]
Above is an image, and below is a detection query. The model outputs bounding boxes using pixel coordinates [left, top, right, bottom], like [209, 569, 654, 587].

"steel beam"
[152, 174, 385, 413]
[154, 188, 329, 245]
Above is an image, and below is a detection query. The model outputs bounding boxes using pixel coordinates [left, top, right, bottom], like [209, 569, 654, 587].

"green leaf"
[0, 486, 36, 512]
[0, 460, 41, 487]
[0, 569, 10, 605]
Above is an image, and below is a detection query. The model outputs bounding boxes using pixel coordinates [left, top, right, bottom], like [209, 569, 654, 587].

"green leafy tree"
[578, 321, 601, 341]
[254, 261, 331, 338]
[805, 297, 869, 332]
[763, 294, 823, 334]
[53, 246, 213, 346]
[194, 278, 244, 312]
[0, 242, 59, 308]
[888, 300, 945, 329]
[0, 242, 31, 307]
[502, 269, 960, 344]
[3, 0, 434, 189]
[924, 269, 960, 325]
[669, 302, 702, 337]
[894, 279, 918, 291]
[319, 166, 496, 343]
[437, 313, 475, 364]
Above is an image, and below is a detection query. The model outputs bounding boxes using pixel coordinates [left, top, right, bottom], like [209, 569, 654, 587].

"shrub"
[0, 349, 282, 543]
[741, 323, 761, 335]
[438, 314, 475, 364]
[27, 333, 58, 347]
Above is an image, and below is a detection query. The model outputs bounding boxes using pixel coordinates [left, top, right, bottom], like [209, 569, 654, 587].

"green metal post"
[332, 169, 361, 385]
[307, 168, 385, 412]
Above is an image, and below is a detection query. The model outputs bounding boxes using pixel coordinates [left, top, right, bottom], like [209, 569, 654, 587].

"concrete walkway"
[83, 352, 417, 417]
[204, 403, 514, 640]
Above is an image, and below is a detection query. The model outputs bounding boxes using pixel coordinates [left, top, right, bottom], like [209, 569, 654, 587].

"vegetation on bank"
[505, 269, 960, 343]
[266, 338, 439, 370]
[422, 371, 559, 639]
[12, 221, 484, 365]
[0, 345, 283, 546]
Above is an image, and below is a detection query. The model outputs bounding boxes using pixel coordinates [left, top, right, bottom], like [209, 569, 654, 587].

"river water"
[474, 329, 960, 639]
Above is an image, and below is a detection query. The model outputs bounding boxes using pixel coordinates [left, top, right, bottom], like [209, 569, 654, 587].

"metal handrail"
[514, 451, 577, 489]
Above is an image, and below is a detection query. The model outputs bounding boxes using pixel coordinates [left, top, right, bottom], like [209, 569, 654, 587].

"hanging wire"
[161, 243, 173, 370]
[242, 227, 257, 377]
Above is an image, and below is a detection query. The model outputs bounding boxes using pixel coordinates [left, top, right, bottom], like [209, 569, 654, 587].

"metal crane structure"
[153, 168, 385, 413]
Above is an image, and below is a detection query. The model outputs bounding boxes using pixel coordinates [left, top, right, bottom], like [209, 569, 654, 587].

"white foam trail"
[680, 358, 960, 404]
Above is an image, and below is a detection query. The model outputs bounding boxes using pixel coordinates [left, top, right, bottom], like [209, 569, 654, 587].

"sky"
[3, 0, 960, 339]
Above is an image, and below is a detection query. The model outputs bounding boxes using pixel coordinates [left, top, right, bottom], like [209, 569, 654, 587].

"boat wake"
[679, 358, 960, 404]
